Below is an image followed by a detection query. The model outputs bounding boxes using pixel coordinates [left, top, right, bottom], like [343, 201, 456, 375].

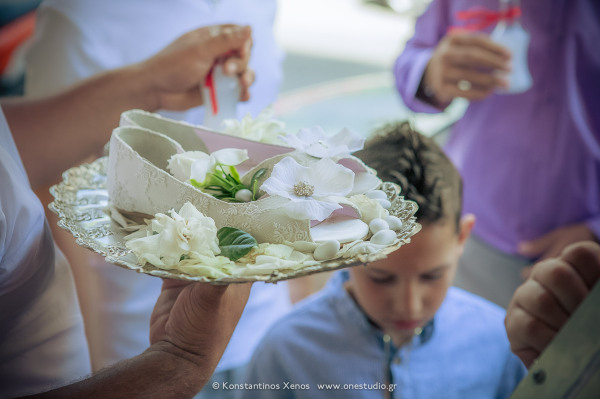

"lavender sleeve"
[394, 0, 449, 113]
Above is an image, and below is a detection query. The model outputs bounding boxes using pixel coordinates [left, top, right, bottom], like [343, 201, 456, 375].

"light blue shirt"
[240, 271, 526, 398]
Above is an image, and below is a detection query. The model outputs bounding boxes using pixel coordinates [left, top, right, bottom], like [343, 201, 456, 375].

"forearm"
[3, 64, 156, 189]
[24, 342, 211, 399]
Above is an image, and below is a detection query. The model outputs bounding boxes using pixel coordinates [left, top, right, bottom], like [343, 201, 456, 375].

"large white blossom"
[222, 106, 286, 144]
[260, 157, 355, 221]
[124, 202, 227, 269]
[279, 126, 365, 159]
[167, 148, 248, 183]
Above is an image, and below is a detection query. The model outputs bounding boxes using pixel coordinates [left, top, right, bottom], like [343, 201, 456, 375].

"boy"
[239, 122, 526, 398]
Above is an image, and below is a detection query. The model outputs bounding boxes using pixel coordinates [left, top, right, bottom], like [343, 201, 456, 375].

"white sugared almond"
[376, 198, 392, 209]
[369, 218, 389, 234]
[370, 229, 396, 245]
[384, 215, 403, 231]
[313, 240, 340, 261]
[293, 241, 319, 252]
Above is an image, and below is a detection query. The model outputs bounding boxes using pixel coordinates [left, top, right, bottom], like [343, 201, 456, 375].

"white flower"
[260, 157, 355, 221]
[222, 106, 286, 144]
[348, 194, 389, 224]
[167, 151, 209, 182]
[350, 172, 382, 195]
[178, 256, 236, 278]
[279, 126, 365, 159]
[125, 202, 221, 269]
[233, 243, 316, 275]
[168, 149, 248, 183]
[340, 240, 388, 258]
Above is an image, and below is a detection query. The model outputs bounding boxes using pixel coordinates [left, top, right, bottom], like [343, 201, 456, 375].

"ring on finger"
[457, 79, 472, 92]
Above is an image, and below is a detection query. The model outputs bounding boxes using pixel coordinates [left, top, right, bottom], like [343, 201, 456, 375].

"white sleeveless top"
[0, 108, 91, 397]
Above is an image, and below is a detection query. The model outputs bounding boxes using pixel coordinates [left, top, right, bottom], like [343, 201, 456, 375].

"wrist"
[145, 340, 215, 387]
[416, 77, 444, 109]
[117, 62, 162, 112]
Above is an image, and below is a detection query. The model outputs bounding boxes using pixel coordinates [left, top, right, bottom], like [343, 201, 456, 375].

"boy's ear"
[457, 213, 476, 247]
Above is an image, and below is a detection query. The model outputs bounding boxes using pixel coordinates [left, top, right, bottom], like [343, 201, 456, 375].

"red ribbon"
[449, 6, 521, 32]
[205, 67, 218, 116]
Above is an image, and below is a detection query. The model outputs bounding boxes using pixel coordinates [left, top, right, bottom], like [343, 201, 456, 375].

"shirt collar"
[326, 270, 436, 349]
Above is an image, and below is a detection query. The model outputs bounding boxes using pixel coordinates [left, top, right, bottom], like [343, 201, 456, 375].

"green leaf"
[228, 165, 242, 183]
[217, 227, 257, 261]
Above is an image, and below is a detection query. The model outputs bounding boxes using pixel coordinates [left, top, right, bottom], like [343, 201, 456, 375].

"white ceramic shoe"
[107, 126, 371, 245]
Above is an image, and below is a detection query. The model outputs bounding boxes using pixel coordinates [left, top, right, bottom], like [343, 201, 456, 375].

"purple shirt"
[395, 0, 600, 254]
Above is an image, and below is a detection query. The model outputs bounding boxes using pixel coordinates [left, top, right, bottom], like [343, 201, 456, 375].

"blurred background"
[272, 0, 465, 140]
[0, 0, 464, 139]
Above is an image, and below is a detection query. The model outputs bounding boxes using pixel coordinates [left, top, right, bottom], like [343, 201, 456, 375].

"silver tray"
[49, 157, 420, 284]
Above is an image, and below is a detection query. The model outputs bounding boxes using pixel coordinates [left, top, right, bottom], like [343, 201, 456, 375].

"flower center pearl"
[293, 181, 315, 197]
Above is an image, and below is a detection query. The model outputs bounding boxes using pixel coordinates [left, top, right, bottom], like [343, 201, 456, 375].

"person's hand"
[505, 241, 600, 367]
[133, 24, 254, 111]
[518, 222, 598, 264]
[148, 279, 252, 381]
[422, 31, 511, 105]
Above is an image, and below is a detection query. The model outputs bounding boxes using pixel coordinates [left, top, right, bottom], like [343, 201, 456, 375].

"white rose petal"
[168, 151, 210, 182]
[211, 148, 249, 166]
[279, 126, 365, 159]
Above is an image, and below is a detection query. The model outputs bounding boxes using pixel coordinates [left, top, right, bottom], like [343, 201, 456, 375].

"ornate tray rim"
[49, 157, 421, 284]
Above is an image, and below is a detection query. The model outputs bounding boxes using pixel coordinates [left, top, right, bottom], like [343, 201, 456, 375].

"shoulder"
[249, 284, 353, 366]
[258, 287, 341, 344]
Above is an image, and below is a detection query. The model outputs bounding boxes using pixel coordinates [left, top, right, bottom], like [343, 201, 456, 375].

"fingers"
[439, 79, 497, 101]
[561, 241, 600, 288]
[514, 279, 570, 329]
[531, 257, 590, 314]
[505, 241, 600, 368]
[238, 69, 255, 102]
[425, 32, 511, 103]
[217, 29, 253, 102]
[221, 35, 252, 74]
[448, 33, 511, 70]
[512, 348, 541, 369]
[520, 265, 533, 281]
[504, 302, 557, 360]
[221, 59, 254, 102]
[204, 24, 252, 60]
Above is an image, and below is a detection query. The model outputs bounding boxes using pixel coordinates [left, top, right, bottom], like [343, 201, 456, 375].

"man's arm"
[23, 281, 252, 399]
[4, 24, 252, 189]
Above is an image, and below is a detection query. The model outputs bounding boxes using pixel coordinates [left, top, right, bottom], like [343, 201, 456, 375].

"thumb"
[518, 232, 555, 258]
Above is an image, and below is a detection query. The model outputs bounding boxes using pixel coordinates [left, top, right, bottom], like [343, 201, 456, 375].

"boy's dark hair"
[354, 122, 463, 228]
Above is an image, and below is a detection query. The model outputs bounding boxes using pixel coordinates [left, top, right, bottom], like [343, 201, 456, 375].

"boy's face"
[346, 216, 473, 346]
